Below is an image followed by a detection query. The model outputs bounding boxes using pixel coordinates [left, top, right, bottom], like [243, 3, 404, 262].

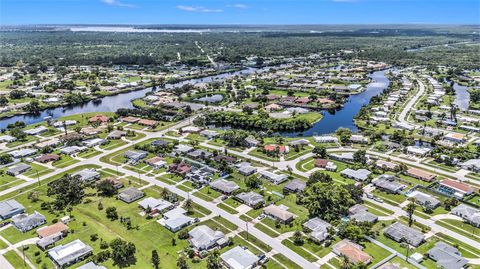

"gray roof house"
[12, 211, 46, 232]
[188, 225, 226, 250]
[410, 191, 441, 209]
[340, 168, 371, 181]
[451, 204, 480, 227]
[283, 179, 306, 193]
[124, 150, 148, 163]
[238, 165, 257, 176]
[138, 197, 173, 213]
[259, 170, 288, 184]
[72, 169, 100, 182]
[220, 246, 260, 269]
[163, 208, 193, 232]
[77, 262, 107, 269]
[209, 179, 240, 194]
[427, 242, 468, 269]
[350, 211, 378, 223]
[48, 239, 93, 268]
[372, 175, 407, 194]
[0, 199, 25, 220]
[118, 187, 144, 203]
[9, 148, 37, 158]
[384, 222, 425, 247]
[235, 192, 264, 208]
[303, 217, 332, 242]
[6, 163, 31, 176]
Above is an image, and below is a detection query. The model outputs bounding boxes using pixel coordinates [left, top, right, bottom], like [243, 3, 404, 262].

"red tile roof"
[440, 179, 474, 194]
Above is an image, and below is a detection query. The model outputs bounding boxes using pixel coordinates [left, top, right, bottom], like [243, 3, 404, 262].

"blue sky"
[1, 0, 479, 25]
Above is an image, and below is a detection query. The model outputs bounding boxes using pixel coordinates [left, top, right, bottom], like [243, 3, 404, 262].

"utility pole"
[22, 243, 26, 266]
[36, 170, 40, 186]
[245, 222, 249, 240]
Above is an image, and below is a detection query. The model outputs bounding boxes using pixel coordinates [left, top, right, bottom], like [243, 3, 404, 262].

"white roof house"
[9, 148, 37, 158]
[341, 168, 371, 181]
[406, 146, 431, 157]
[314, 135, 338, 143]
[24, 126, 48, 135]
[0, 135, 16, 143]
[138, 197, 172, 213]
[48, 239, 93, 267]
[163, 208, 193, 232]
[188, 225, 225, 250]
[258, 170, 288, 184]
[220, 246, 260, 269]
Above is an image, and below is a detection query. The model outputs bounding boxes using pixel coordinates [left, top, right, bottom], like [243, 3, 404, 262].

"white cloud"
[176, 5, 223, 13]
[227, 4, 248, 9]
[101, 0, 136, 8]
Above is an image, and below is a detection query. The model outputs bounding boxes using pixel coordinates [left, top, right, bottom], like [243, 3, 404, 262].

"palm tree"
[340, 255, 352, 269]
[406, 198, 417, 227]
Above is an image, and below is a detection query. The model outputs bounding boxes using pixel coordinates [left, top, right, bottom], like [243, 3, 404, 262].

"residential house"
[138, 119, 157, 128]
[314, 136, 338, 144]
[124, 150, 148, 163]
[209, 179, 240, 195]
[145, 156, 167, 169]
[238, 165, 257, 176]
[188, 225, 226, 250]
[329, 152, 355, 163]
[439, 179, 474, 198]
[61, 146, 86, 155]
[0, 199, 25, 220]
[263, 204, 297, 224]
[24, 126, 48, 136]
[451, 204, 480, 227]
[409, 191, 440, 210]
[372, 175, 407, 194]
[405, 168, 436, 182]
[169, 162, 191, 176]
[341, 168, 371, 181]
[0, 135, 16, 143]
[375, 160, 399, 171]
[9, 148, 37, 158]
[259, 170, 288, 184]
[82, 138, 106, 148]
[138, 197, 173, 214]
[6, 163, 31, 176]
[263, 144, 288, 154]
[427, 242, 468, 269]
[48, 239, 93, 268]
[303, 217, 332, 243]
[384, 222, 425, 247]
[235, 192, 264, 209]
[107, 130, 126, 140]
[283, 179, 306, 194]
[35, 154, 60, 163]
[12, 211, 46, 232]
[118, 187, 144, 203]
[348, 205, 378, 223]
[459, 159, 480, 173]
[72, 169, 100, 182]
[199, 130, 219, 139]
[406, 146, 431, 157]
[163, 208, 193, 232]
[333, 239, 372, 265]
[220, 246, 260, 269]
[174, 144, 194, 154]
[89, 115, 109, 124]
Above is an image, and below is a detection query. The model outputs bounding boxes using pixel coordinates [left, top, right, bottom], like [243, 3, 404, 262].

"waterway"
[282, 70, 390, 136]
[0, 67, 389, 135]
[453, 82, 470, 111]
[0, 68, 261, 129]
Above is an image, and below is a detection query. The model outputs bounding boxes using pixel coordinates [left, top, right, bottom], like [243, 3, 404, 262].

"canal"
[282, 70, 390, 136]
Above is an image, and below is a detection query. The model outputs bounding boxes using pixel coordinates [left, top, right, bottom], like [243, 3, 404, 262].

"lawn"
[217, 203, 238, 214]
[77, 149, 101, 159]
[3, 250, 28, 268]
[23, 163, 53, 179]
[271, 253, 299, 269]
[192, 186, 221, 202]
[52, 155, 80, 168]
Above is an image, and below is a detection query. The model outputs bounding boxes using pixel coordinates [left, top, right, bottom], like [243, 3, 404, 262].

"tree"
[0, 154, 13, 165]
[151, 250, 160, 269]
[308, 171, 332, 185]
[292, 230, 304, 246]
[47, 174, 85, 210]
[340, 255, 352, 269]
[96, 179, 118, 196]
[176, 256, 188, 269]
[336, 128, 352, 144]
[207, 250, 222, 269]
[302, 183, 355, 222]
[183, 198, 193, 213]
[106, 207, 119, 221]
[353, 150, 367, 165]
[245, 176, 262, 189]
[110, 238, 137, 268]
[312, 145, 327, 158]
[24, 100, 41, 114]
[406, 199, 416, 227]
